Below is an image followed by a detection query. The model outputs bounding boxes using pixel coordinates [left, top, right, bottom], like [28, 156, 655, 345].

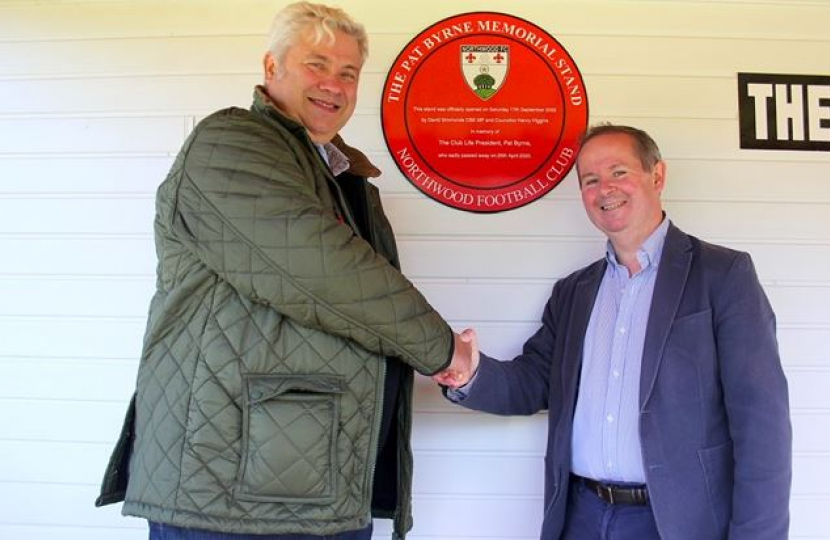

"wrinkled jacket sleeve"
[453, 283, 559, 415]
[168, 110, 452, 375]
[716, 253, 791, 539]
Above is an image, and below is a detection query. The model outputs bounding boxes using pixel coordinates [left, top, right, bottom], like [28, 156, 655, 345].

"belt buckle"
[599, 484, 615, 504]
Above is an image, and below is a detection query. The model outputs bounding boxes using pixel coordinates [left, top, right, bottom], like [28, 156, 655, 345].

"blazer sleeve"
[715, 252, 791, 539]
[168, 111, 452, 375]
[455, 283, 561, 415]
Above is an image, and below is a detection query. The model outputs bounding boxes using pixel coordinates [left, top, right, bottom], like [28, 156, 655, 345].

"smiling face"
[263, 29, 362, 144]
[577, 132, 666, 251]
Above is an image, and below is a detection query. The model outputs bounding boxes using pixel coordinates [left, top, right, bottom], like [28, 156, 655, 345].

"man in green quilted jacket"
[96, 2, 471, 539]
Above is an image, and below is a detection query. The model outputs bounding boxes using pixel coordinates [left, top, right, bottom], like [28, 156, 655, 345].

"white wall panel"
[0, 196, 155, 234]
[0, 359, 137, 401]
[0, 526, 144, 540]
[0, 76, 256, 115]
[0, 117, 185, 154]
[0, 318, 145, 359]
[0, 156, 173, 193]
[0, 278, 155, 317]
[0, 237, 156, 275]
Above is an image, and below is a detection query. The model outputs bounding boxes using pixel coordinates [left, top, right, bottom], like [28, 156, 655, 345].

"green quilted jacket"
[96, 87, 453, 538]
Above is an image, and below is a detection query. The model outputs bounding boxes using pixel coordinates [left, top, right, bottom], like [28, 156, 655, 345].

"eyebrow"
[305, 53, 330, 63]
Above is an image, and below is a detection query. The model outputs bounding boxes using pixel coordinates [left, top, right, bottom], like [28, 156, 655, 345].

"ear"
[263, 52, 277, 82]
[652, 160, 666, 193]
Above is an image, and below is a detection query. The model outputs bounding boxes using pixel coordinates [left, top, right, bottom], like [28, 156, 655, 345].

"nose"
[598, 175, 617, 194]
[317, 74, 344, 95]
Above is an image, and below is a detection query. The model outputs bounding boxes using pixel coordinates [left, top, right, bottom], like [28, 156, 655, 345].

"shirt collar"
[314, 142, 351, 177]
[605, 216, 670, 272]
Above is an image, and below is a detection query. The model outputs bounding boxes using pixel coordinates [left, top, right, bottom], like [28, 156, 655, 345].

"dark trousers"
[560, 481, 660, 540]
[149, 522, 373, 540]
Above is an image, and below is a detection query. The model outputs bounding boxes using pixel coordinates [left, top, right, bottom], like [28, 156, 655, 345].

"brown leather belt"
[571, 474, 649, 505]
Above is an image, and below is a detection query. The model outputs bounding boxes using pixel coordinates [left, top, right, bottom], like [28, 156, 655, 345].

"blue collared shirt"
[314, 142, 350, 176]
[570, 218, 669, 483]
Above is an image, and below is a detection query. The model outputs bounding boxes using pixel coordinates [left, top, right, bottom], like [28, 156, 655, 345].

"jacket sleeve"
[715, 252, 791, 539]
[168, 110, 452, 375]
[454, 283, 560, 415]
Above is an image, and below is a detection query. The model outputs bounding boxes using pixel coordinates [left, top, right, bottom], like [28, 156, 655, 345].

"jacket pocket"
[236, 374, 344, 504]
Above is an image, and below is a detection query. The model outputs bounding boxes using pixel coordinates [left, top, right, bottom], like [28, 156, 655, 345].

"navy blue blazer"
[457, 223, 791, 540]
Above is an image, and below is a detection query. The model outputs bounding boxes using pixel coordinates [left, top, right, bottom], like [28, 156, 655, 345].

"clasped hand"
[433, 328, 479, 389]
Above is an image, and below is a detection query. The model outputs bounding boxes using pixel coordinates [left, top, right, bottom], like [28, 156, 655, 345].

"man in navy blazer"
[436, 124, 791, 539]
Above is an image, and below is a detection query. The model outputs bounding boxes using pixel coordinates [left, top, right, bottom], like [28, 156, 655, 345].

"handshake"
[433, 328, 480, 389]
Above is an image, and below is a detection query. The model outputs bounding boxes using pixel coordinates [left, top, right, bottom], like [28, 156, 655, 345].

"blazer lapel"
[564, 261, 606, 404]
[639, 223, 693, 407]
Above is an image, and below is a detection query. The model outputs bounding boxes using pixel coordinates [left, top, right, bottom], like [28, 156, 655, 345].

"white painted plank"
[0, 440, 114, 484]
[778, 327, 830, 368]
[0, 117, 184, 154]
[0, 75, 255, 116]
[0, 317, 146, 360]
[0, 399, 129, 442]
[0, 526, 145, 540]
[0, 197, 155, 235]
[781, 370, 830, 410]
[0, 237, 157, 276]
[0, 156, 173, 194]
[0, 482, 140, 528]
[0, 37, 262, 78]
[2, 1, 828, 43]
[766, 287, 830, 325]
[0, 359, 137, 402]
[791, 496, 830, 538]
[792, 413, 830, 453]
[0, 278, 156, 318]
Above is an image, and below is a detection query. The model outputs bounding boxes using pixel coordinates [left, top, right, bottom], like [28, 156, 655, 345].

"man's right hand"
[433, 328, 479, 388]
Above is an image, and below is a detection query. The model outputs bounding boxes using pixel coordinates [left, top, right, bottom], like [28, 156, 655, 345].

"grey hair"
[266, 1, 368, 65]
[579, 123, 662, 171]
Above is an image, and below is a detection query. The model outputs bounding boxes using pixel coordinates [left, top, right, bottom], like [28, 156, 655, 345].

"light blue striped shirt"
[570, 218, 669, 483]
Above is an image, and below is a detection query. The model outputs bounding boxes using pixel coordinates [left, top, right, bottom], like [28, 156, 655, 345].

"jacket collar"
[251, 86, 381, 179]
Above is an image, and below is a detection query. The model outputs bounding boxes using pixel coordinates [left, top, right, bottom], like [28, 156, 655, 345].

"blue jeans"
[560, 481, 660, 540]
[148, 522, 373, 540]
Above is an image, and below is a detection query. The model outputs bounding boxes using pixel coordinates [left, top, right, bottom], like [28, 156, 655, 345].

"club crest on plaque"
[460, 45, 510, 100]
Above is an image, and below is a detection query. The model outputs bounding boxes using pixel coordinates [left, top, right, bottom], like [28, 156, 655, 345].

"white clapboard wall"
[1, 0, 829, 539]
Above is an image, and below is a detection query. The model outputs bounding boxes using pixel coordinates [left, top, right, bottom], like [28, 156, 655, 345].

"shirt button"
[619, 327, 627, 335]
[613, 370, 621, 378]
[607, 414, 615, 423]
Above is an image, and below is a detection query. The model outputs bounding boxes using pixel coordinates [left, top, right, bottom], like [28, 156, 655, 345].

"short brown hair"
[579, 123, 662, 171]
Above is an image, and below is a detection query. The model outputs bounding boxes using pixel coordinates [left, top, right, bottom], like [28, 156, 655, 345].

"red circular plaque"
[382, 12, 589, 212]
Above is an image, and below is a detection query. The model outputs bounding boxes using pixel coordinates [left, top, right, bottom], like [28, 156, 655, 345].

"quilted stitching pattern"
[119, 95, 449, 535]
[242, 396, 335, 500]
